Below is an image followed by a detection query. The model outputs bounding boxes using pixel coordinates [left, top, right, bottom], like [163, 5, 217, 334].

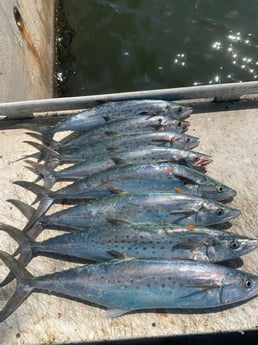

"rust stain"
[13, 6, 43, 69]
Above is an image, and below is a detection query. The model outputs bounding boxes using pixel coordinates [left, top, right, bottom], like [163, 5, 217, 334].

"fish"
[25, 131, 199, 165]
[37, 130, 200, 153]
[25, 145, 212, 174]
[27, 116, 190, 151]
[0, 252, 257, 321]
[1, 223, 257, 265]
[17, 162, 236, 204]
[24, 129, 200, 168]
[17, 193, 240, 238]
[38, 100, 192, 144]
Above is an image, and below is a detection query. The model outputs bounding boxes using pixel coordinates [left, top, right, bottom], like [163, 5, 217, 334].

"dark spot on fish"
[146, 284, 151, 288]
[160, 246, 165, 250]
[152, 276, 156, 280]
[161, 284, 165, 288]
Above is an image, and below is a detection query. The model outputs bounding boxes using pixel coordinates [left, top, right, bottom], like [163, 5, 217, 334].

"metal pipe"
[1, 81, 258, 119]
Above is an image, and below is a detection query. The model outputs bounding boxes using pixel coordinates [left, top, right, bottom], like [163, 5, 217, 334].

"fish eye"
[186, 137, 190, 142]
[193, 157, 199, 162]
[230, 240, 240, 249]
[216, 185, 224, 193]
[177, 106, 183, 113]
[216, 208, 225, 216]
[244, 278, 252, 289]
[177, 121, 182, 127]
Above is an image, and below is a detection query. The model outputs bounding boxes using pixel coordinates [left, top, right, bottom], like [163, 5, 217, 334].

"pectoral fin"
[107, 186, 128, 195]
[104, 131, 119, 136]
[106, 217, 133, 225]
[111, 157, 126, 165]
[106, 250, 134, 260]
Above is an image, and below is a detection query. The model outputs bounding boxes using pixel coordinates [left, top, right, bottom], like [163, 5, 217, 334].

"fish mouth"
[241, 239, 258, 255]
[223, 208, 241, 223]
[179, 120, 190, 132]
[189, 139, 200, 150]
[178, 108, 193, 120]
[192, 155, 213, 170]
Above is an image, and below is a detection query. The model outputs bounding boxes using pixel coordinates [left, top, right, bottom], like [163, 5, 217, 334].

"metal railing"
[1, 81, 258, 119]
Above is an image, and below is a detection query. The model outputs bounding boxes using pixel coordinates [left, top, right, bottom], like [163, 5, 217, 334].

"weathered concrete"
[0, 99, 257, 344]
[0, 0, 54, 102]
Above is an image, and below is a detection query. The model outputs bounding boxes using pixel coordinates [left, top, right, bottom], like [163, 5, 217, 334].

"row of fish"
[0, 99, 257, 322]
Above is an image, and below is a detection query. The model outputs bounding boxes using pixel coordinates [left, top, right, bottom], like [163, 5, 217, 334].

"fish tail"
[0, 224, 34, 287]
[7, 199, 35, 221]
[13, 180, 53, 204]
[0, 251, 34, 322]
[8, 195, 52, 237]
[23, 140, 60, 164]
[25, 160, 56, 189]
[12, 123, 55, 146]
[25, 132, 61, 151]
[0, 223, 33, 256]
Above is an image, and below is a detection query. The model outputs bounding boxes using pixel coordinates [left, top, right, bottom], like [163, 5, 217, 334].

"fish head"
[170, 134, 200, 150]
[197, 181, 237, 201]
[220, 270, 258, 305]
[166, 119, 190, 133]
[182, 152, 212, 172]
[168, 103, 193, 120]
[196, 200, 240, 226]
[207, 236, 258, 262]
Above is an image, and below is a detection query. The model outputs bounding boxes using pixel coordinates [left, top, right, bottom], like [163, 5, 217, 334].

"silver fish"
[30, 116, 189, 151]
[18, 162, 236, 202]
[21, 193, 240, 236]
[1, 223, 257, 265]
[25, 145, 212, 175]
[0, 252, 257, 321]
[35, 100, 192, 145]
[48, 131, 199, 152]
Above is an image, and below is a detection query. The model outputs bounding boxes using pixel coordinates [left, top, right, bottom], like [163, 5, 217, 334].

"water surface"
[59, 0, 258, 95]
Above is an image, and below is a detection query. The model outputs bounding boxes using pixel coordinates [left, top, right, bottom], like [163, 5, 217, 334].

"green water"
[58, 0, 258, 96]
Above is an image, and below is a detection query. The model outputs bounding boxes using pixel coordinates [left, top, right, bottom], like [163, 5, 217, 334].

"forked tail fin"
[25, 160, 56, 189]
[7, 199, 35, 221]
[0, 251, 34, 322]
[0, 224, 34, 288]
